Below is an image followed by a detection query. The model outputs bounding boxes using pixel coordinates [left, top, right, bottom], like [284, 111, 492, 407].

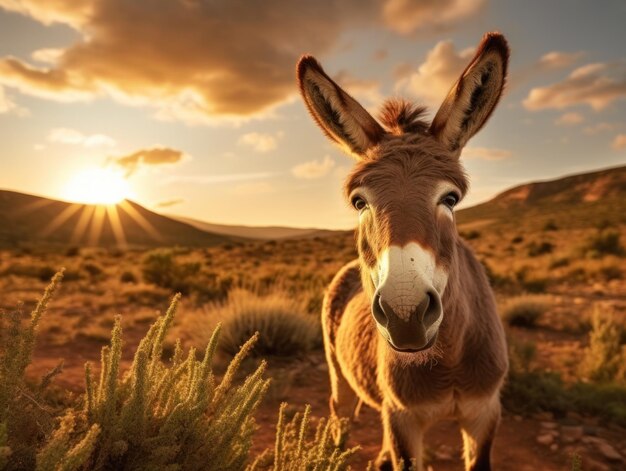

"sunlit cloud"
[612, 134, 626, 150]
[112, 147, 188, 176]
[0, 0, 485, 124]
[524, 62, 626, 111]
[462, 147, 512, 161]
[334, 70, 382, 105]
[395, 39, 474, 107]
[538, 51, 585, 69]
[166, 171, 277, 185]
[0, 85, 27, 115]
[156, 198, 184, 208]
[382, 0, 486, 35]
[292, 155, 336, 179]
[238, 132, 282, 153]
[48, 127, 117, 147]
[555, 112, 584, 126]
[583, 122, 616, 135]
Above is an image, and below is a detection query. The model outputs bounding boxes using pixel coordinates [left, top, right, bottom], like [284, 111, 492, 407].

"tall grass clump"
[583, 228, 624, 257]
[247, 403, 357, 471]
[188, 288, 321, 357]
[499, 295, 549, 328]
[1, 272, 354, 470]
[141, 249, 201, 294]
[0, 271, 65, 470]
[579, 307, 625, 384]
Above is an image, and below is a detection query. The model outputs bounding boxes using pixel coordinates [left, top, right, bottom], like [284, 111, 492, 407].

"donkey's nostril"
[372, 293, 389, 326]
[422, 290, 442, 328]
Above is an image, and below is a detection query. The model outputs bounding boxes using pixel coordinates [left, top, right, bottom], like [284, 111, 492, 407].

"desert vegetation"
[0, 204, 624, 469]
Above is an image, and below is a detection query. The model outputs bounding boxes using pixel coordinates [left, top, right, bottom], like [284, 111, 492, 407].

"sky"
[0, 0, 625, 230]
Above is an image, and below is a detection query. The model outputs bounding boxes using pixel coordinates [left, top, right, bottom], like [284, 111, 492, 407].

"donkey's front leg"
[458, 393, 501, 471]
[377, 403, 425, 471]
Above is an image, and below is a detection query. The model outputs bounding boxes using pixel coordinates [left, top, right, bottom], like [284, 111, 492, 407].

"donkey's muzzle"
[372, 290, 442, 352]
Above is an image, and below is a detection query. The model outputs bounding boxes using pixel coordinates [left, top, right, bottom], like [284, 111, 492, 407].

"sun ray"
[88, 205, 107, 246]
[105, 204, 127, 247]
[118, 200, 162, 242]
[71, 205, 96, 244]
[16, 198, 56, 217]
[40, 203, 82, 237]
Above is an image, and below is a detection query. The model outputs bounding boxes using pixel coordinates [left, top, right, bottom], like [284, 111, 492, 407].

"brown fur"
[299, 32, 510, 470]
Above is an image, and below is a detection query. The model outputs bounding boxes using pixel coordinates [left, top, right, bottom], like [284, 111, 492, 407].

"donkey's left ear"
[430, 32, 509, 157]
[297, 55, 385, 158]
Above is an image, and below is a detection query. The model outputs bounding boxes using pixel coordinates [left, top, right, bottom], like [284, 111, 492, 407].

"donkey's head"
[298, 33, 509, 353]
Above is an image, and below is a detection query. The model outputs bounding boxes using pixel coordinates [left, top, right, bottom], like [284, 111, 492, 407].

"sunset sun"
[64, 167, 131, 205]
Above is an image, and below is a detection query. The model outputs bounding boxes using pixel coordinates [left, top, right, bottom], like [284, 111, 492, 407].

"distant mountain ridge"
[0, 190, 232, 248]
[172, 216, 339, 240]
[1, 165, 624, 248]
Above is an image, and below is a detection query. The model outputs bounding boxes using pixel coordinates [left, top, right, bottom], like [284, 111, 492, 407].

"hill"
[457, 165, 626, 231]
[173, 216, 339, 240]
[0, 190, 232, 248]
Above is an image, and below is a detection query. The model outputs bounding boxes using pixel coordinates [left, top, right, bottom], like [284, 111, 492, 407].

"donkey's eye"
[441, 192, 459, 210]
[351, 196, 367, 211]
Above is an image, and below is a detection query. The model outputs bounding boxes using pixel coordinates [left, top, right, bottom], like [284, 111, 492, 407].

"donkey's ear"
[297, 55, 385, 158]
[430, 33, 509, 157]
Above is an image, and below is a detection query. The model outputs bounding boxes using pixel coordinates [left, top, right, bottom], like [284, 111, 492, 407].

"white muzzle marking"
[373, 242, 448, 321]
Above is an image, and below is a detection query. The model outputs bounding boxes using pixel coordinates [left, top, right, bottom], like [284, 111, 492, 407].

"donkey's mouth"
[386, 332, 438, 353]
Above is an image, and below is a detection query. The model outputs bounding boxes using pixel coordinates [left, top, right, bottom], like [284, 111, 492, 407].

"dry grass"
[499, 295, 550, 328]
[179, 288, 321, 357]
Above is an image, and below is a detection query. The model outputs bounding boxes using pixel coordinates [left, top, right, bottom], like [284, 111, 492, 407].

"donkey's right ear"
[297, 55, 385, 159]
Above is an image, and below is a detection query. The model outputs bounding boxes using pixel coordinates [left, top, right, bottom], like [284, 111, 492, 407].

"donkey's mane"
[378, 99, 430, 136]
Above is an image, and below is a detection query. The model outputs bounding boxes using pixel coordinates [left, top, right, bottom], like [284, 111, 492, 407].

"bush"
[527, 241, 554, 257]
[119, 271, 137, 284]
[500, 295, 548, 327]
[579, 308, 625, 384]
[0, 272, 353, 470]
[583, 229, 623, 257]
[249, 403, 356, 470]
[187, 288, 321, 357]
[82, 263, 103, 278]
[543, 220, 558, 231]
[461, 230, 480, 240]
[141, 249, 201, 294]
[502, 371, 626, 427]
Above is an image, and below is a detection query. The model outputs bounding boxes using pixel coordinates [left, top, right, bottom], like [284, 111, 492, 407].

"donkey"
[296, 33, 510, 470]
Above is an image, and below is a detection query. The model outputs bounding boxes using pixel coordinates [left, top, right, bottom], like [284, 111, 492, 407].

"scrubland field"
[1, 166, 626, 470]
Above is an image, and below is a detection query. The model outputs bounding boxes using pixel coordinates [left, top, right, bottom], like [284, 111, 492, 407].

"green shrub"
[500, 295, 548, 327]
[502, 371, 626, 426]
[141, 249, 201, 294]
[579, 308, 625, 383]
[195, 289, 321, 357]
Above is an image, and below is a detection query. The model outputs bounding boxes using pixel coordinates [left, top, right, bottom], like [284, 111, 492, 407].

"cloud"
[0, 85, 27, 115]
[230, 182, 275, 196]
[334, 70, 382, 105]
[555, 112, 584, 126]
[538, 51, 584, 69]
[156, 198, 184, 208]
[583, 122, 615, 135]
[395, 39, 474, 106]
[48, 127, 117, 147]
[382, 0, 486, 35]
[0, 0, 484, 124]
[612, 134, 626, 150]
[165, 171, 276, 185]
[238, 132, 281, 153]
[112, 147, 187, 176]
[461, 147, 512, 161]
[292, 155, 336, 179]
[523, 62, 626, 111]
